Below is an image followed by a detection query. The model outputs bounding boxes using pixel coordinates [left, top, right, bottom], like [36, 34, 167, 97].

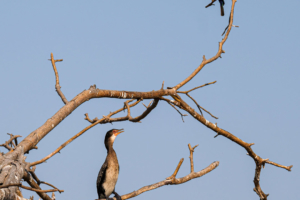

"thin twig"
[167, 101, 187, 122]
[205, 0, 217, 8]
[143, 100, 153, 109]
[84, 113, 98, 123]
[23, 170, 52, 200]
[186, 93, 218, 119]
[0, 183, 64, 193]
[177, 81, 217, 94]
[188, 144, 199, 173]
[40, 181, 64, 193]
[266, 161, 293, 171]
[0, 134, 22, 151]
[50, 53, 68, 104]
[166, 158, 184, 180]
[28, 169, 41, 185]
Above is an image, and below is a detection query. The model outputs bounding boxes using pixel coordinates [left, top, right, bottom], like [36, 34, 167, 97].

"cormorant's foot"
[112, 192, 122, 200]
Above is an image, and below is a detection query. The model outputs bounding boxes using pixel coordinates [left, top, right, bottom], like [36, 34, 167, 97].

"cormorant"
[97, 129, 124, 200]
[205, 0, 225, 16]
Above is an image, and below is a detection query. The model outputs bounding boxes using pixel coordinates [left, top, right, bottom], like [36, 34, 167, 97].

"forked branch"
[188, 143, 199, 173]
[99, 144, 219, 200]
[30, 99, 158, 166]
[50, 53, 68, 104]
[0, 134, 22, 151]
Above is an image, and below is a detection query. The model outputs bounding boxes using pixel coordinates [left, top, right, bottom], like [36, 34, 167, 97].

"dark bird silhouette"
[97, 129, 124, 200]
[219, 0, 225, 16]
[205, 0, 225, 16]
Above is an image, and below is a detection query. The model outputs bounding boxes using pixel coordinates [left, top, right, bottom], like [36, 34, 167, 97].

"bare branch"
[0, 183, 21, 189]
[177, 81, 217, 94]
[188, 144, 199, 173]
[205, 0, 217, 8]
[166, 158, 184, 180]
[23, 170, 52, 200]
[0, 134, 22, 151]
[266, 160, 293, 171]
[50, 53, 68, 104]
[173, 0, 236, 90]
[0, 184, 63, 193]
[21, 184, 63, 193]
[30, 99, 158, 166]
[84, 113, 98, 123]
[111, 144, 219, 200]
[167, 101, 187, 122]
[28, 169, 41, 185]
[186, 93, 218, 119]
[40, 181, 64, 193]
[117, 161, 219, 200]
[124, 99, 159, 123]
[143, 100, 153, 109]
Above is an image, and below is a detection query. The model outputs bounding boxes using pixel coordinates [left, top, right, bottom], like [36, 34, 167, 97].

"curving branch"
[173, 0, 235, 90]
[50, 53, 68, 104]
[161, 89, 292, 200]
[124, 99, 159, 122]
[98, 144, 219, 200]
[30, 99, 158, 167]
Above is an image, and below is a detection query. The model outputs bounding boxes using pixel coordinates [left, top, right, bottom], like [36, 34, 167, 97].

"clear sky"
[0, 1, 299, 200]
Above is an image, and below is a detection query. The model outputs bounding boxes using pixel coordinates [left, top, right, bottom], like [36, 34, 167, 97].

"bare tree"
[0, 1, 292, 200]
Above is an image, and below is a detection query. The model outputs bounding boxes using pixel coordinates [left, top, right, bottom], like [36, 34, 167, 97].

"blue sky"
[0, 1, 299, 200]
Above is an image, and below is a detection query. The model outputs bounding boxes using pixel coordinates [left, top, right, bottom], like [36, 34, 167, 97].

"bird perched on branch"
[205, 0, 225, 16]
[97, 129, 124, 200]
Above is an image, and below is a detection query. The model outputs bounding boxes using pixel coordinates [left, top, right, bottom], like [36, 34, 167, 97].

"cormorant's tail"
[220, 4, 224, 16]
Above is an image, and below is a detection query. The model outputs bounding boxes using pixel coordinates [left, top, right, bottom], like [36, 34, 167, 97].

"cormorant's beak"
[114, 129, 124, 136]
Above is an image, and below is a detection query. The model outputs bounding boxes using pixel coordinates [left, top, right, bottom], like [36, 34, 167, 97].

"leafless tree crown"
[0, 1, 292, 200]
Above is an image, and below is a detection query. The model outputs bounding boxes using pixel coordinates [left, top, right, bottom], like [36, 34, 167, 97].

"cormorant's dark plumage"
[205, 0, 225, 16]
[97, 129, 124, 200]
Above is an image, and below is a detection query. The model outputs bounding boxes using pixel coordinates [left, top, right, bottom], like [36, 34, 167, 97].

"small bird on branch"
[206, 0, 225, 16]
[97, 129, 124, 200]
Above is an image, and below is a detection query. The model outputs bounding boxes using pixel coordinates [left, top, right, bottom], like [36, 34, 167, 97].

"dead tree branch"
[50, 53, 68, 104]
[186, 93, 218, 119]
[23, 170, 52, 200]
[161, 91, 292, 200]
[30, 99, 158, 166]
[0, 1, 291, 200]
[0, 134, 22, 151]
[265, 160, 293, 171]
[177, 81, 217, 94]
[188, 144, 199, 173]
[173, 0, 234, 91]
[40, 181, 63, 193]
[167, 101, 188, 122]
[0, 183, 63, 194]
[99, 144, 219, 200]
